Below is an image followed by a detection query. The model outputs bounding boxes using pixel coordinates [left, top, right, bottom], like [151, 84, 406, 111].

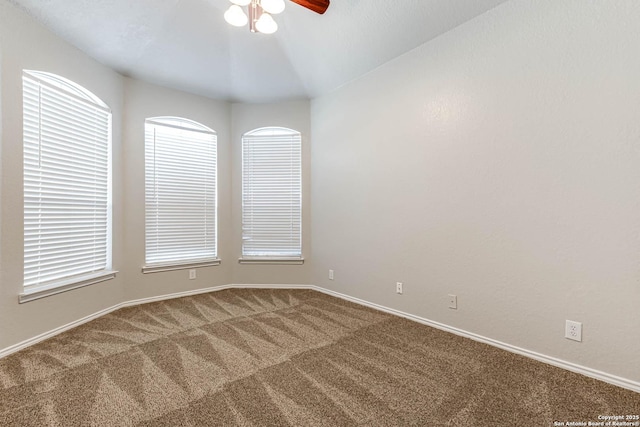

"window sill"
[19, 270, 118, 304]
[142, 258, 221, 274]
[238, 257, 304, 265]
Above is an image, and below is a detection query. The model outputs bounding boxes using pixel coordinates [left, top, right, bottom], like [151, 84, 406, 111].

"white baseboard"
[0, 304, 121, 359]
[0, 284, 311, 359]
[1, 283, 638, 394]
[227, 284, 313, 290]
[314, 287, 640, 394]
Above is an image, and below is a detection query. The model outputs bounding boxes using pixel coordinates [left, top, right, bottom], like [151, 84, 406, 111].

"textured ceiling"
[8, 0, 509, 103]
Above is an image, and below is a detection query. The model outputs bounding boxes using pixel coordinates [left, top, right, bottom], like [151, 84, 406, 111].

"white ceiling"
[8, 0, 509, 103]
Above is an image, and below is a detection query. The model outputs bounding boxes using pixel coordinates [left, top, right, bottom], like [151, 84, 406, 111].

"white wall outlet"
[189, 269, 196, 280]
[448, 294, 457, 309]
[396, 282, 403, 294]
[565, 320, 582, 342]
[329, 269, 334, 280]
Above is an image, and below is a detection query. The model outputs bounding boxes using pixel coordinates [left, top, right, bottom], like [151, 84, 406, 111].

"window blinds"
[23, 72, 112, 292]
[242, 128, 302, 258]
[145, 118, 217, 266]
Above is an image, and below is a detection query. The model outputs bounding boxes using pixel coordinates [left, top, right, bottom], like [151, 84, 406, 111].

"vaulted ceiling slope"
[8, 0, 509, 103]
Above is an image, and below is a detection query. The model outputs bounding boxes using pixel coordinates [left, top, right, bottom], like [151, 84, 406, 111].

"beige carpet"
[0, 289, 638, 426]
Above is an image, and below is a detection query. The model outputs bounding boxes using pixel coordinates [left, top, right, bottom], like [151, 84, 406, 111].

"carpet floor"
[0, 288, 638, 426]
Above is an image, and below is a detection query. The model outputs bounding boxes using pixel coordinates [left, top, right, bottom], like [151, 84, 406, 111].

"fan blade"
[290, 0, 330, 14]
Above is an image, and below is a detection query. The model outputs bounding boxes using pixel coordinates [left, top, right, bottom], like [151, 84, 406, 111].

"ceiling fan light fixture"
[260, 0, 285, 15]
[255, 11, 278, 34]
[224, 4, 248, 27]
[230, 0, 251, 6]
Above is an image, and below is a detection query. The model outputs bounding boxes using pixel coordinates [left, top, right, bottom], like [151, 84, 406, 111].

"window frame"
[239, 126, 303, 265]
[20, 70, 116, 303]
[142, 116, 220, 273]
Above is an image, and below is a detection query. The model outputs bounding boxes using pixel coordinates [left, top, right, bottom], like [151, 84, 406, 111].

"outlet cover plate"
[396, 282, 403, 294]
[565, 320, 582, 342]
[448, 294, 457, 309]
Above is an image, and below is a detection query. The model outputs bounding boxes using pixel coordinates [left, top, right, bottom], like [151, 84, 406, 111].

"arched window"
[240, 127, 302, 263]
[143, 117, 219, 272]
[22, 70, 114, 302]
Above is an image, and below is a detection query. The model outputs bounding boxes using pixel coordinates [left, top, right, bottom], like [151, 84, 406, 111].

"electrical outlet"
[448, 294, 457, 309]
[329, 269, 334, 280]
[189, 269, 196, 280]
[565, 320, 582, 342]
[396, 282, 403, 294]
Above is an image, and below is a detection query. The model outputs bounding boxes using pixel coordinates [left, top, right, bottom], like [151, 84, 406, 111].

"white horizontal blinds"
[23, 72, 111, 291]
[145, 117, 217, 265]
[242, 127, 302, 258]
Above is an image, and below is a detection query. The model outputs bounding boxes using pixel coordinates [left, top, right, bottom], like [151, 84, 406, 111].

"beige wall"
[0, 2, 125, 348]
[310, 0, 640, 383]
[230, 101, 312, 285]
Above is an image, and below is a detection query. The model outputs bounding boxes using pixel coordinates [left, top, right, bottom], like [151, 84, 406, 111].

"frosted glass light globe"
[261, 0, 285, 14]
[255, 12, 278, 34]
[224, 5, 248, 27]
[230, 0, 251, 6]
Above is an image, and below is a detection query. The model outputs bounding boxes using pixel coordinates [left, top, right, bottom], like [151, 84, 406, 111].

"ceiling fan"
[224, 0, 330, 34]
[289, 0, 330, 14]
